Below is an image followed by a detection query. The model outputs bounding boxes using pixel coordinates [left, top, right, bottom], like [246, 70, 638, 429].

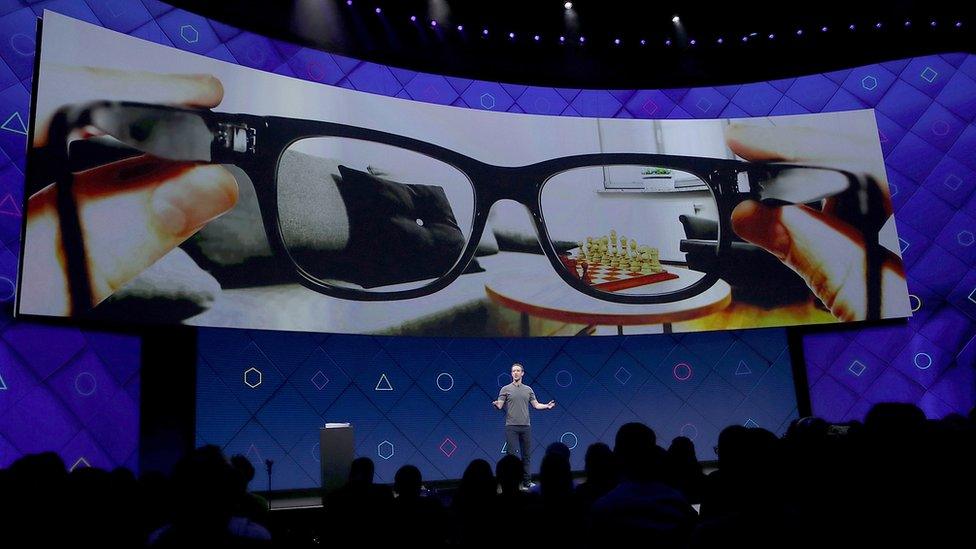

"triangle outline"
[375, 373, 394, 391]
[245, 443, 263, 463]
[0, 194, 21, 216]
[735, 360, 753, 376]
[1, 112, 27, 135]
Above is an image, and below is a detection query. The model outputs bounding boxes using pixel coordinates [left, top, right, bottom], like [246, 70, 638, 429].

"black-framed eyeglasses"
[34, 101, 889, 317]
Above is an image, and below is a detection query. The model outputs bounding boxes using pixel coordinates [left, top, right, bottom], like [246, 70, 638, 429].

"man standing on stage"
[493, 362, 556, 488]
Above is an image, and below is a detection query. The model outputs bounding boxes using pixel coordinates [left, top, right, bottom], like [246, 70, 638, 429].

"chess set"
[559, 230, 679, 292]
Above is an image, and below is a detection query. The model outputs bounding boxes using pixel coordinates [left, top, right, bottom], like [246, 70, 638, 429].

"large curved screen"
[16, 12, 911, 338]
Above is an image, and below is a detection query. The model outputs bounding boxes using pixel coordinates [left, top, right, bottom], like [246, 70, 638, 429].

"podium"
[320, 423, 354, 495]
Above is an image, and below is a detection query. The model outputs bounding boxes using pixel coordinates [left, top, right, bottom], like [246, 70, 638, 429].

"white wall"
[538, 166, 718, 262]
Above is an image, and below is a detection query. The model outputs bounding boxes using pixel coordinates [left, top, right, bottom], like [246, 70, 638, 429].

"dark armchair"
[678, 215, 812, 307]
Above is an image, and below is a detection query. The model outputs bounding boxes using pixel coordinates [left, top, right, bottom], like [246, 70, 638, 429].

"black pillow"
[295, 165, 476, 288]
[678, 215, 719, 240]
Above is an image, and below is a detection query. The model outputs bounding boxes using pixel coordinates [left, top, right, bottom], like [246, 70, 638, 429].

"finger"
[725, 123, 881, 173]
[34, 65, 224, 146]
[23, 158, 238, 311]
[731, 199, 866, 320]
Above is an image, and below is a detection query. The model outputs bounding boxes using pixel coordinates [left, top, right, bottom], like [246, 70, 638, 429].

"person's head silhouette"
[614, 423, 659, 482]
[394, 465, 423, 500]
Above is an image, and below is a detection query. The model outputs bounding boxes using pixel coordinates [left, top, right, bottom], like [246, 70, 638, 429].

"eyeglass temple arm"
[855, 175, 887, 322]
[46, 108, 96, 314]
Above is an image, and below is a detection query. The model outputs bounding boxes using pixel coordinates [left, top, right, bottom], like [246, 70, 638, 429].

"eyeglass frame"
[31, 100, 886, 316]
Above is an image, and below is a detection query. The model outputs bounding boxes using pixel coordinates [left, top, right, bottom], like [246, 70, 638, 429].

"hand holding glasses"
[725, 123, 905, 321]
[20, 67, 237, 317]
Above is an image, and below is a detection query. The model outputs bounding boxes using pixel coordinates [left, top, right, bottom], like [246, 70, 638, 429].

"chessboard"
[559, 256, 679, 292]
[557, 229, 681, 292]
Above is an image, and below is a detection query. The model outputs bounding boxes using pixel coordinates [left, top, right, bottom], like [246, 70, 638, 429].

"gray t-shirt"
[498, 382, 537, 426]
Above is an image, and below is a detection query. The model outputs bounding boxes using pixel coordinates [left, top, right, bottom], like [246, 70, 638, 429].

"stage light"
[483, 28, 489, 35]
[564, 2, 573, 9]
[410, 15, 417, 22]
[741, 36, 748, 42]
[689, 39, 696, 45]
[534, 34, 540, 41]
[875, 22, 882, 28]
[849, 24, 855, 30]
[955, 21, 962, 28]
[768, 33, 775, 39]
[559, 35, 565, 42]
[930, 20, 937, 27]
[821, 26, 828, 32]
[665, 39, 672, 46]
[457, 24, 463, 31]
[346, 0, 352, 5]
[428, 0, 451, 27]
[672, 15, 680, 23]
[797, 29, 804, 35]
[375, 7, 381, 14]
[431, 20, 437, 27]
[580, 36, 586, 43]
[716, 37, 723, 44]
[509, 32, 515, 39]
[614, 38, 621, 45]
[640, 39, 646, 45]
[905, 20, 911, 27]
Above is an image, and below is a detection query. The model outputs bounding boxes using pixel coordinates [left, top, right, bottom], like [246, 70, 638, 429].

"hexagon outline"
[180, 24, 200, 44]
[243, 367, 263, 389]
[377, 440, 395, 460]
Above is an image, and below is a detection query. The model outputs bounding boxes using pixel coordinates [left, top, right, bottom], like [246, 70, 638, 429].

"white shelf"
[596, 186, 710, 194]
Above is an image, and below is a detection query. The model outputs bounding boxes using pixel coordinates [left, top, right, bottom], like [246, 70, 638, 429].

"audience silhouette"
[2, 403, 973, 548]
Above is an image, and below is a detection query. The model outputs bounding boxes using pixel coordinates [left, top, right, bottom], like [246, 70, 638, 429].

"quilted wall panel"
[197, 328, 796, 487]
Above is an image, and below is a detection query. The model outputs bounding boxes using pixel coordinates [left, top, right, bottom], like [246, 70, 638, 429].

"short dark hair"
[394, 465, 423, 498]
[512, 362, 524, 371]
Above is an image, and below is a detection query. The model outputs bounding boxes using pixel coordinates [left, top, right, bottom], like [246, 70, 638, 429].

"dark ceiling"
[168, 0, 973, 88]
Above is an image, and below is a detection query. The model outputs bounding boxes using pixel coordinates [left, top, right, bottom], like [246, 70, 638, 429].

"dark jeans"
[505, 424, 532, 483]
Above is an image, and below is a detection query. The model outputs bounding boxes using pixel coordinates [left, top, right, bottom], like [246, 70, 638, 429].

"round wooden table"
[485, 265, 732, 336]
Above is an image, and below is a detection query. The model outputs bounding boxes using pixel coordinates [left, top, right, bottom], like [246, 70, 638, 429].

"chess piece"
[629, 240, 640, 272]
[629, 255, 641, 273]
[640, 250, 653, 274]
[649, 247, 663, 273]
